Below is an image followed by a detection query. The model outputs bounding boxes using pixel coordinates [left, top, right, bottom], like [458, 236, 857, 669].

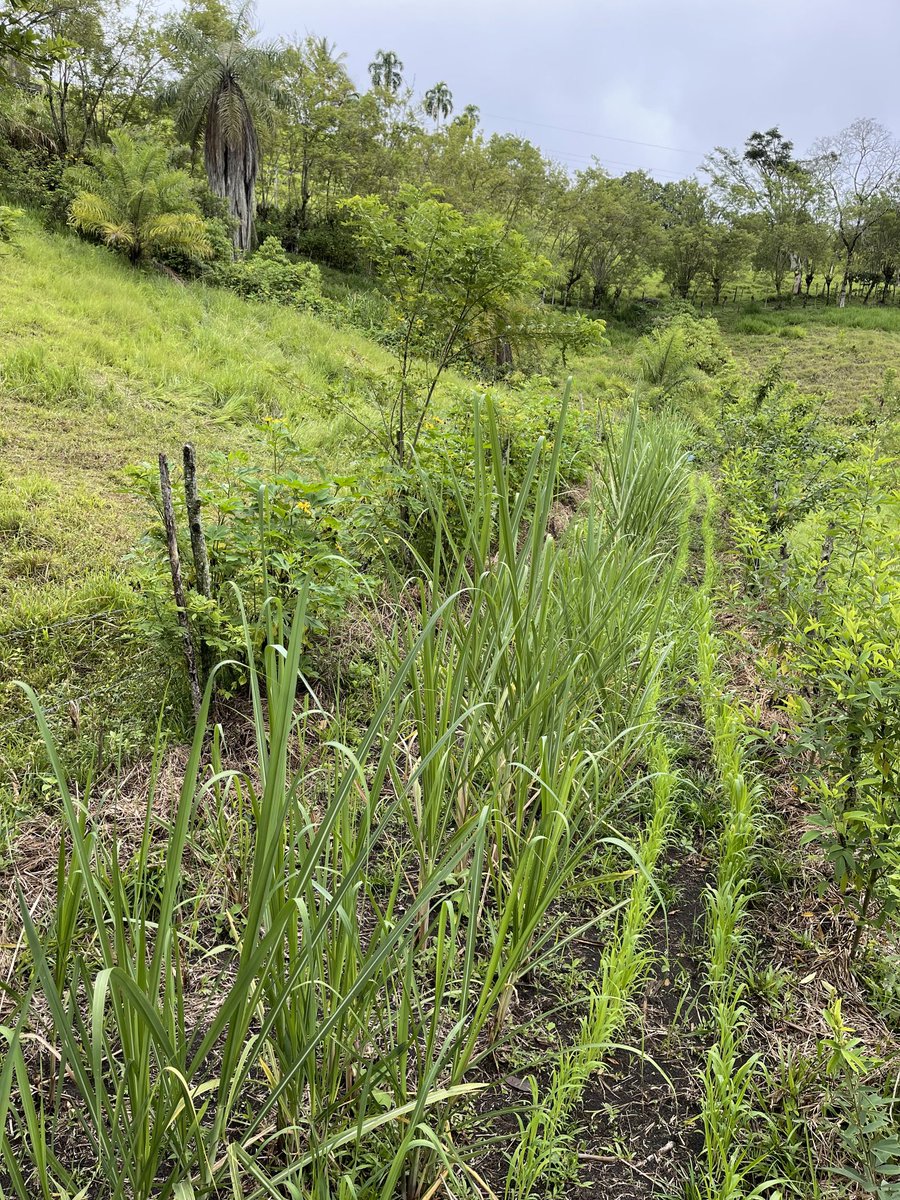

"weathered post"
[182, 444, 212, 600]
[159, 453, 202, 718]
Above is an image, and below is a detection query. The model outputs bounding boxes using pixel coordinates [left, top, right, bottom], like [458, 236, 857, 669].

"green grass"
[716, 303, 900, 409]
[0, 218, 394, 599]
[0, 221, 404, 784]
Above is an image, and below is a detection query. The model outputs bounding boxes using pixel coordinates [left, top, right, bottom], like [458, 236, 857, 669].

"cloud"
[256, 0, 900, 178]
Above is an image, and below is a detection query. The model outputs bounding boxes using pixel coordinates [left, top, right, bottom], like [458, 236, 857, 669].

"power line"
[540, 145, 687, 178]
[479, 111, 702, 158]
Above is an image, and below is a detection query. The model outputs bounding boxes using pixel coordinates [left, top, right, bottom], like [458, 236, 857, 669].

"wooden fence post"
[183, 443, 214, 682]
[159, 453, 202, 718]
[182, 444, 212, 600]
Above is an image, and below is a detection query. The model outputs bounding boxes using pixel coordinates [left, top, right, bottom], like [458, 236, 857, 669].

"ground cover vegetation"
[2, 2, 900, 1197]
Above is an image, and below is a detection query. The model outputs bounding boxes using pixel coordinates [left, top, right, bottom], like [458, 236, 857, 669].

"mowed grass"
[717, 303, 900, 410]
[0, 219, 392, 606]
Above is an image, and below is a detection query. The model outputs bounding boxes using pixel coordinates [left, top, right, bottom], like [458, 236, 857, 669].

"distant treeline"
[3, 0, 900, 308]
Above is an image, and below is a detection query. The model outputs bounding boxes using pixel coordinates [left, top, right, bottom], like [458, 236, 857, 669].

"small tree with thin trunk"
[343, 186, 549, 469]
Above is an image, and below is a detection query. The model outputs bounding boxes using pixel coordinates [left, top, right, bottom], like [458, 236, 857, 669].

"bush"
[256, 205, 364, 271]
[66, 133, 212, 265]
[216, 236, 323, 308]
[0, 143, 71, 227]
[125, 420, 367, 695]
[0, 204, 24, 245]
[373, 376, 598, 560]
[634, 312, 737, 412]
[153, 185, 234, 278]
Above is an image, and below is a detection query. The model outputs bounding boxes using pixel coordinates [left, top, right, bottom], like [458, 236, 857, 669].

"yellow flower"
[296, 500, 314, 517]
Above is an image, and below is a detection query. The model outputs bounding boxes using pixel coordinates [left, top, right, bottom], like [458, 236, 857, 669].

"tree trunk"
[205, 81, 259, 253]
[159, 454, 202, 718]
[182, 444, 212, 600]
[563, 268, 581, 309]
[790, 253, 803, 295]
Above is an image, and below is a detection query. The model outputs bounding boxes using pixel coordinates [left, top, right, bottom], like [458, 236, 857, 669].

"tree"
[423, 81, 452, 125]
[0, 0, 69, 82]
[812, 118, 900, 307]
[368, 48, 403, 93]
[656, 179, 713, 299]
[260, 35, 355, 227]
[587, 171, 662, 308]
[706, 212, 754, 304]
[27, 0, 166, 156]
[343, 186, 550, 467]
[706, 127, 818, 295]
[67, 130, 212, 263]
[168, 2, 281, 251]
[858, 206, 900, 303]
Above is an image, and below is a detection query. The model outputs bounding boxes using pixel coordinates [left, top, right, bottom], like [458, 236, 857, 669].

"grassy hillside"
[0, 220, 392, 606]
[4, 225, 899, 618]
[0, 224, 409, 781]
[718, 302, 900, 408]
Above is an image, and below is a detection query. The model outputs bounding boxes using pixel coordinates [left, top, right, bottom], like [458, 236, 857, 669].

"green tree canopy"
[344, 185, 551, 464]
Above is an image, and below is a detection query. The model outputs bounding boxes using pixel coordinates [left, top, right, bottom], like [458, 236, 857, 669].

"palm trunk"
[204, 81, 259, 253]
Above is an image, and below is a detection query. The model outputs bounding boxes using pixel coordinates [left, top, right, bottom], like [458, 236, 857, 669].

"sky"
[253, 0, 900, 180]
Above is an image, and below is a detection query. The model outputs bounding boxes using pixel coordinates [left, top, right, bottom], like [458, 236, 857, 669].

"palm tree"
[368, 48, 403, 94]
[169, 3, 281, 252]
[423, 81, 453, 126]
[68, 132, 212, 264]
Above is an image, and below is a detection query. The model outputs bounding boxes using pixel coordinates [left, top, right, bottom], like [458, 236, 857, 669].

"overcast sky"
[253, 0, 900, 180]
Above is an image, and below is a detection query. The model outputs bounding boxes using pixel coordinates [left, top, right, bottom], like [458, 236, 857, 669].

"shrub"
[634, 312, 736, 411]
[67, 132, 212, 265]
[0, 203, 23, 246]
[126, 420, 365, 695]
[152, 184, 235, 278]
[255, 205, 363, 270]
[0, 143, 70, 226]
[216, 236, 323, 308]
[371, 376, 598, 561]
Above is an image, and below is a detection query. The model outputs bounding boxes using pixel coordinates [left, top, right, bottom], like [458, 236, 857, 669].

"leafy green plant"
[67, 131, 213, 265]
[342, 185, 594, 469]
[634, 312, 736, 413]
[789, 597, 900, 956]
[817, 988, 900, 1198]
[771, 459, 900, 955]
[126, 420, 365, 694]
[215, 235, 324, 307]
[0, 203, 23, 247]
[3, 389, 695, 1200]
